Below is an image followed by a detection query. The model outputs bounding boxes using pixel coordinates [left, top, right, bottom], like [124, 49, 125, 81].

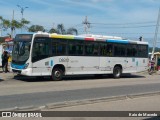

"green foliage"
[149, 47, 160, 53]
[49, 28, 57, 33]
[28, 25, 45, 32]
[1, 16, 78, 36]
[67, 27, 78, 35]
[0, 37, 8, 43]
[57, 24, 66, 34]
[0, 16, 30, 37]
[49, 24, 78, 35]
[20, 18, 30, 29]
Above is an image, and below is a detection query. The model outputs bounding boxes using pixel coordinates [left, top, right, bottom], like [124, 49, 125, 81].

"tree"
[49, 24, 78, 35]
[67, 27, 78, 35]
[57, 24, 66, 34]
[0, 16, 3, 27]
[0, 16, 30, 37]
[20, 18, 30, 30]
[28, 25, 45, 32]
[0, 16, 9, 30]
[49, 28, 57, 33]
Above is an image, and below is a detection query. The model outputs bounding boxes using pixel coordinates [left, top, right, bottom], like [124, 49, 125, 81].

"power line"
[91, 21, 156, 25]
[91, 25, 156, 28]
[85, 32, 156, 34]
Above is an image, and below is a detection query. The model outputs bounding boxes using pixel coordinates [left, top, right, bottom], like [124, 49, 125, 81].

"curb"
[127, 91, 160, 99]
[45, 96, 127, 109]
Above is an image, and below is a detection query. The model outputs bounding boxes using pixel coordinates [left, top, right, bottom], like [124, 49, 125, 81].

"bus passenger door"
[32, 37, 51, 76]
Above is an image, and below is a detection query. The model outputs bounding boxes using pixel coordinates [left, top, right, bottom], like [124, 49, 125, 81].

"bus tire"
[113, 66, 122, 79]
[52, 68, 63, 81]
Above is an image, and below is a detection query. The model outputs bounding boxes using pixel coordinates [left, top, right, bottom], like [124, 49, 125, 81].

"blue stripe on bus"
[106, 39, 129, 44]
[11, 63, 26, 69]
[51, 60, 53, 66]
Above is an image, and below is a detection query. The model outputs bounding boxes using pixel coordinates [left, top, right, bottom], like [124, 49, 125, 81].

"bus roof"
[31, 32, 148, 45]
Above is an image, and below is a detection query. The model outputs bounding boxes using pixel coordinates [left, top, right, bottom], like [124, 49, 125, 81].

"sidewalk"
[43, 94, 160, 120]
[0, 67, 14, 80]
[45, 94, 160, 111]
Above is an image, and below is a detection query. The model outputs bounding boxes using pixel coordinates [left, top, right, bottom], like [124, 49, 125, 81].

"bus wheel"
[52, 68, 63, 81]
[113, 66, 122, 79]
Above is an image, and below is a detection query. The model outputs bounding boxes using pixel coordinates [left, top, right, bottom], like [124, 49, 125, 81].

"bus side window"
[35, 43, 40, 56]
[93, 44, 99, 55]
[77, 45, 83, 55]
[68, 44, 76, 55]
[107, 44, 113, 56]
[100, 44, 107, 56]
[52, 43, 56, 55]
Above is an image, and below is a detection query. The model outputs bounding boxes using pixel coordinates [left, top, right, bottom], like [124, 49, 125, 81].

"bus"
[11, 32, 149, 80]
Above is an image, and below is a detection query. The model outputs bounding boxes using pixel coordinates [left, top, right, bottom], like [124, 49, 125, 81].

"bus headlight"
[24, 63, 29, 69]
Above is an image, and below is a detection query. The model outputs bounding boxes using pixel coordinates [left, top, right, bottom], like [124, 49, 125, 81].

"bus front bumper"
[12, 68, 33, 76]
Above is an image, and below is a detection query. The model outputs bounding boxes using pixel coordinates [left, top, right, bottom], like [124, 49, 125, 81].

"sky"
[1, 0, 160, 46]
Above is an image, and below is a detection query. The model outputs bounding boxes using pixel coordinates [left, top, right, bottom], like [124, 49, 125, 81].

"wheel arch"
[52, 64, 66, 75]
[113, 64, 123, 72]
[113, 64, 123, 79]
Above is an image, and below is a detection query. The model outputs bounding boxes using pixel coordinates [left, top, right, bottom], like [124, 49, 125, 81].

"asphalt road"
[0, 72, 160, 110]
[0, 83, 160, 109]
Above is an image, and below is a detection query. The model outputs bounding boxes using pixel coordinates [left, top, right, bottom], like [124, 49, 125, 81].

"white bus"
[11, 32, 149, 80]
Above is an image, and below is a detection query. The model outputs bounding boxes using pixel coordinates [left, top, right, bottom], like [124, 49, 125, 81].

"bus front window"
[12, 41, 31, 64]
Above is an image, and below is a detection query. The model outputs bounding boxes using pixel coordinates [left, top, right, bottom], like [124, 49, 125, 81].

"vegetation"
[49, 24, 78, 35]
[0, 37, 6, 43]
[0, 16, 30, 37]
[20, 18, 30, 30]
[28, 25, 45, 32]
[1, 15, 78, 37]
[149, 47, 160, 53]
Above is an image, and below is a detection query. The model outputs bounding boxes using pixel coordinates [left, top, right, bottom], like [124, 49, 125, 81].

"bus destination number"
[59, 58, 69, 62]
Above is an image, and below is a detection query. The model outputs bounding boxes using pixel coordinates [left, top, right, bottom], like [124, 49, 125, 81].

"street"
[0, 72, 160, 111]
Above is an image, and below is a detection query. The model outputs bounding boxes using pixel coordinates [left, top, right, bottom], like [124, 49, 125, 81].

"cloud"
[68, 0, 114, 3]
[1, 0, 160, 39]
[91, 0, 114, 2]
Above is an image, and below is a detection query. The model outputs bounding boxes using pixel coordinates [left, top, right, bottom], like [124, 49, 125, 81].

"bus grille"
[12, 69, 21, 74]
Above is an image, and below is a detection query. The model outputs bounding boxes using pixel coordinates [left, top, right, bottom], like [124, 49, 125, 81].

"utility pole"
[152, 8, 160, 59]
[0, 30, 1, 37]
[17, 5, 28, 33]
[83, 16, 90, 34]
[11, 10, 14, 38]
[17, 5, 28, 19]
[0, 17, 3, 37]
[0, 26, 2, 37]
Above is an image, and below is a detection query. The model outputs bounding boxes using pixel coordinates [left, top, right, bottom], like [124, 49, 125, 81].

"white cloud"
[91, 0, 114, 2]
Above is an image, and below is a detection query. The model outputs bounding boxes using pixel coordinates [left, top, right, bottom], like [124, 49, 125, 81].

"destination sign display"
[15, 34, 33, 41]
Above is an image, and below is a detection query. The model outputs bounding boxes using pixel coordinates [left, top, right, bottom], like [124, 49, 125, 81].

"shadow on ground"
[13, 73, 145, 82]
[143, 116, 160, 120]
[0, 79, 4, 82]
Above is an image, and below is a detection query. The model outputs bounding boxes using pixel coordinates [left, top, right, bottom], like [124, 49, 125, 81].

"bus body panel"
[11, 33, 149, 79]
[13, 56, 148, 76]
[66, 56, 100, 74]
[125, 57, 137, 73]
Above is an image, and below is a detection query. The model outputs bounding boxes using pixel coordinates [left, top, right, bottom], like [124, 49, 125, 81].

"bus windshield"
[12, 34, 32, 64]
